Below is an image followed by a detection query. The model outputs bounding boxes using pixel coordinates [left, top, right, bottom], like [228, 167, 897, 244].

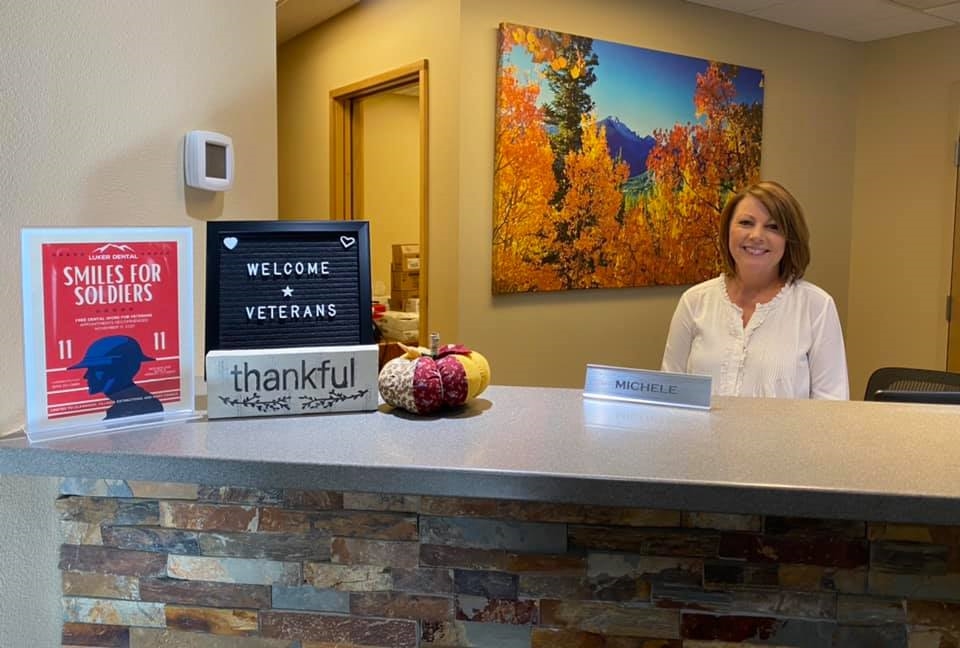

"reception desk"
[2, 386, 959, 646]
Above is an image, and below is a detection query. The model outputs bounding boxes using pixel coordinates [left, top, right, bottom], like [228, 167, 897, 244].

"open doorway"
[330, 61, 428, 347]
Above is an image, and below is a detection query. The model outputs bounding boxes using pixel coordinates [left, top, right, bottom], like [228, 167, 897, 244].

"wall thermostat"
[184, 130, 234, 191]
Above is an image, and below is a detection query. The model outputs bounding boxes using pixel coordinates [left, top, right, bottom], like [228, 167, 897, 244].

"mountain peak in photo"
[599, 116, 656, 177]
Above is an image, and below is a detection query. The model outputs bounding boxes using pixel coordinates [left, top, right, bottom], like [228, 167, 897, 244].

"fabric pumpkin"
[379, 343, 490, 414]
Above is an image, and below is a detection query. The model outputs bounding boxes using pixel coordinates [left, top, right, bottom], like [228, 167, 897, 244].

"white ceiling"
[276, 0, 960, 45]
[683, 0, 959, 41]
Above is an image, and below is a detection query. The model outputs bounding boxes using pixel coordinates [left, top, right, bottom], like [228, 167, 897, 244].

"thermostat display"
[206, 143, 227, 179]
[185, 130, 234, 191]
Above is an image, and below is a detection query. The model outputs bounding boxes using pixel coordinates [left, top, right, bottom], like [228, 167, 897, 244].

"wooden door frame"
[947, 130, 960, 370]
[947, 81, 960, 371]
[330, 60, 429, 345]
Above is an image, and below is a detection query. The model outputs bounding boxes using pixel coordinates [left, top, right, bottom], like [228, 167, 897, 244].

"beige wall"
[358, 93, 421, 300]
[0, 1, 277, 644]
[279, 0, 959, 394]
[847, 25, 960, 398]
[458, 0, 861, 386]
[278, 0, 460, 339]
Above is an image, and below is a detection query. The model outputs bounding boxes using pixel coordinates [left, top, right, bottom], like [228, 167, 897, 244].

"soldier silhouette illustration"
[69, 335, 164, 420]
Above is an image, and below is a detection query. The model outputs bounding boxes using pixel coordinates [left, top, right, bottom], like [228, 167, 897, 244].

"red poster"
[41, 241, 182, 420]
[21, 228, 194, 441]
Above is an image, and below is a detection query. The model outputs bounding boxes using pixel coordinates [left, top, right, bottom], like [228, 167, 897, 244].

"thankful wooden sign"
[205, 345, 379, 419]
[205, 221, 374, 358]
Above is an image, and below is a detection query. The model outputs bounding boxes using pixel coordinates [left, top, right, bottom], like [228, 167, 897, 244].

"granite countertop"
[2, 385, 960, 524]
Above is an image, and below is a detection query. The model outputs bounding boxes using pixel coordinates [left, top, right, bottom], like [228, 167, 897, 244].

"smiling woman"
[661, 180, 850, 400]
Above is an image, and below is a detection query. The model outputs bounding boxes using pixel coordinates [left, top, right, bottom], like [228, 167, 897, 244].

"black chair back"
[864, 367, 960, 401]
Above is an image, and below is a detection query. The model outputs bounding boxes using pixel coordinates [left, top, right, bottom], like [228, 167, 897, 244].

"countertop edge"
[2, 446, 956, 525]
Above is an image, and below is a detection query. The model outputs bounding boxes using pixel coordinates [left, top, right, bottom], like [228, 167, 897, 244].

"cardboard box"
[392, 243, 419, 262]
[391, 288, 418, 312]
[391, 260, 422, 272]
[392, 256, 420, 271]
[392, 243, 420, 271]
[376, 311, 420, 344]
[391, 269, 419, 292]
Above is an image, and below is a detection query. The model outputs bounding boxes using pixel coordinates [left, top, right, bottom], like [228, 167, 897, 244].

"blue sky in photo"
[503, 31, 764, 138]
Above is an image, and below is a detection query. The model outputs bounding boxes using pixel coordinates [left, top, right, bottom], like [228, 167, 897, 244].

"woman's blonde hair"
[719, 180, 810, 282]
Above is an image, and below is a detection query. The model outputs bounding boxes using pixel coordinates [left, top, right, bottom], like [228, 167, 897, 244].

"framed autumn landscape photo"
[492, 23, 765, 294]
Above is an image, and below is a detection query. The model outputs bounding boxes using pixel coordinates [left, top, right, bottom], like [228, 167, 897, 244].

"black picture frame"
[205, 221, 373, 359]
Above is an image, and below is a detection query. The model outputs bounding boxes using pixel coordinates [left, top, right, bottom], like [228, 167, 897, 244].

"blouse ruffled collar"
[719, 273, 794, 313]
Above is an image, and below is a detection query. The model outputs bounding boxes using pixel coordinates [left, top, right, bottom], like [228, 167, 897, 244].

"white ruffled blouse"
[661, 275, 849, 399]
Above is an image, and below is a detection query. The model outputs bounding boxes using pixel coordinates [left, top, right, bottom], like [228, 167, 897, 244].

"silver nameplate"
[583, 364, 711, 410]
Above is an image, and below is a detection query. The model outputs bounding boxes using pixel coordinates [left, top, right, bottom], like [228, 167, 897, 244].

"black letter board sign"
[205, 221, 373, 356]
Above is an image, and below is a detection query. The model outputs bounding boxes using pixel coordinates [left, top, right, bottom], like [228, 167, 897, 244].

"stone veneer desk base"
[3, 386, 960, 646]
